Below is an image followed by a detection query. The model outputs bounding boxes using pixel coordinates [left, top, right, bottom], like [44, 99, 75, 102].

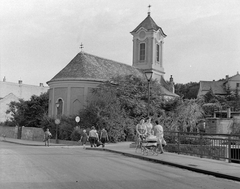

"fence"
[164, 131, 240, 163]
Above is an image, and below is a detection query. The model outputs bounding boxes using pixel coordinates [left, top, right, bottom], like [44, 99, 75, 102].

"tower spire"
[148, 5, 151, 16]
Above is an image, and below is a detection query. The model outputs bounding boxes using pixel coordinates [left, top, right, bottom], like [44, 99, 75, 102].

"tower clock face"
[139, 31, 146, 39]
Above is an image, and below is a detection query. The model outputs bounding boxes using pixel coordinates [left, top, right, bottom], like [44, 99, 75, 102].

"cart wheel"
[144, 150, 148, 156]
[154, 149, 159, 156]
[135, 142, 142, 153]
[135, 145, 140, 153]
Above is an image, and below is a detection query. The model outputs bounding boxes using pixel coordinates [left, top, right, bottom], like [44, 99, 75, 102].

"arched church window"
[140, 43, 145, 61]
[72, 99, 81, 115]
[56, 99, 63, 116]
[156, 44, 160, 62]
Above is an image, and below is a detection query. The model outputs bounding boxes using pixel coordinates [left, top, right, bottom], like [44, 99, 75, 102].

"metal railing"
[164, 131, 240, 163]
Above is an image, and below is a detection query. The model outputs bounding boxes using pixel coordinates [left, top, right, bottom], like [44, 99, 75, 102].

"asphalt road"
[0, 142, 239, 189]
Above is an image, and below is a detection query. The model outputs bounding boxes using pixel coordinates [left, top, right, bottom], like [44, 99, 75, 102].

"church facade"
[47, 12, 178, 117]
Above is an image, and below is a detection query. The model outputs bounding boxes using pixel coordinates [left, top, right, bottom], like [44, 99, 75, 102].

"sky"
[1, 0, 240, 86]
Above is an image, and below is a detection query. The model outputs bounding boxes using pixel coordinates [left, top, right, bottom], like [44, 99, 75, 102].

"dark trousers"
[101, 138, 107, 147]
[89, 137, 97, 147]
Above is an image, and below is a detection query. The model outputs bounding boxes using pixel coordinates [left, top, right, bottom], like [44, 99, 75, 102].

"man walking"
[100, 128, 109, 148]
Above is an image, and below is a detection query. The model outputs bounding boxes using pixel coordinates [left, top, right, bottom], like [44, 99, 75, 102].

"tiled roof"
[48, 51, 177, 97]
[131, 14, 167, 37]
[48, 52, 143, 83]
[198, 80, 226, 96]
[159, 77, 178, 97]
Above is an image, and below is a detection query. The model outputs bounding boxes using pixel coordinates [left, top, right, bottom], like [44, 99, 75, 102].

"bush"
[165, 144, 226, 160]
[70, 128, 81, 141]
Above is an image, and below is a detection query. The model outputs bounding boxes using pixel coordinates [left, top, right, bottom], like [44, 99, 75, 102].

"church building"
[47, 11, 178, 117]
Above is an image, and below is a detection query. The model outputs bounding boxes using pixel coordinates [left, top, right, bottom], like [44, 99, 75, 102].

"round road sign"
[75, 116, 80, 123]
[55, 118, 60, 125]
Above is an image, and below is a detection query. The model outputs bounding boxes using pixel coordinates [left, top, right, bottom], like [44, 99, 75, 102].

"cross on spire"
[148, 5, 151, 15]
[80, 43, 84, 52]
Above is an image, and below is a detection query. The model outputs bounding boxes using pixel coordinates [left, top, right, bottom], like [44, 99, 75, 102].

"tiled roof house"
[197, 72, 240, 97]
[47, 12, 178, 117]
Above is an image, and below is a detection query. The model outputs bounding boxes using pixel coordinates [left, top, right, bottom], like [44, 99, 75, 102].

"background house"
[198, 72, 240, 97]
[198, 72, 240, 134]
[0, 79, 49, 123]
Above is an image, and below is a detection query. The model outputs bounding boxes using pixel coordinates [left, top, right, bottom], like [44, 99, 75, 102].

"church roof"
[48, 51, 177, 97]
[159, 77, 178, 97]
[48, 52, 143, 83]
[131, 14, 167, 37]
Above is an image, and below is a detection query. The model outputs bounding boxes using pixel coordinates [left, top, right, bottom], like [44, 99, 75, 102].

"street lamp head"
[144, 71, 153, 82]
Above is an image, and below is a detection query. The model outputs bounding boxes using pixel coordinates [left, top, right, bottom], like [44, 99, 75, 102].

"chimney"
[18, 80, 22, 84]
[226, 75, 229, 80]
[39, 83, 43, 87]
[169, 75, 175, 93]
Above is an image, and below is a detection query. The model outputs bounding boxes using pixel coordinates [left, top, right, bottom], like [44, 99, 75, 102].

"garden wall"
[0, 126, 18, 138]
[206, 118, 233, 134]
[21, 127, 44, 141]
[0, 126, 44, 141]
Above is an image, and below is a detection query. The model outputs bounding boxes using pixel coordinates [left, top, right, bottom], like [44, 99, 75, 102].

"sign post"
[55, 118, 60, 144]
[75, 116, 80, 129]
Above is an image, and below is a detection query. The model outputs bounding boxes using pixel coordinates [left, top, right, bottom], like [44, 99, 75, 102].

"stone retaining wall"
[0, 126, 44, 141]
[0, 126, 18, 138]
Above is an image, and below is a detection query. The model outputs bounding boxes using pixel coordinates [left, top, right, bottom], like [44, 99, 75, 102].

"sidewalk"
[0, 137, 67, 146]
[1, 138, 240, 182]
[89, 142, 240, 182]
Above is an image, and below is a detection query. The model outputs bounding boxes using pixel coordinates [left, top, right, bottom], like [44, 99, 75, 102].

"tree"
[158, 98, 205, 132]
[79, 76, 137, 142]
[6, 92, 49, 127]
[6, 99, 27, 126]
[175, 82, 199, 99]
[79, 75, 158, 142]
[174, 98, 205, 131]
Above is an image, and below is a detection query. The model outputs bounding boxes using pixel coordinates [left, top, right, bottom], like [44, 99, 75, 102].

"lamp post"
[55, 102, 60, 144]
[144, 71, 153, 117]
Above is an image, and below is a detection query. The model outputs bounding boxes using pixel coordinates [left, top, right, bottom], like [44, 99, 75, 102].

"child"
[44, 128, 52, 147]
[80, 129, 88, 149]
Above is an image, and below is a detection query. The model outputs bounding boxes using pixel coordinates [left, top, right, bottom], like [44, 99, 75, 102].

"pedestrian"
[145, 117, 153, 136]
[79, 129, 88, 149]
[136, 118, 147, 140]
[135, 118, 147, 149]
[44, 128, 52, 147]
[89, 126, 98, 147]
[100, 128, 109, 148]
[153, 120, 164, 154]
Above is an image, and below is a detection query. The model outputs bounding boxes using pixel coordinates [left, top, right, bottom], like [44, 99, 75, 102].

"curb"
[1, 140, 44, 146]
[1, 139, 66, 147]
[86, 147, 240, 182]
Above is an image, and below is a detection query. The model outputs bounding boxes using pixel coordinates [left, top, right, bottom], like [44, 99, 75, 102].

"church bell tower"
[130, 7, 167, 82]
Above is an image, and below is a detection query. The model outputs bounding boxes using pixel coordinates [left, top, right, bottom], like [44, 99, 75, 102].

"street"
[0, 142, 239, 189]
